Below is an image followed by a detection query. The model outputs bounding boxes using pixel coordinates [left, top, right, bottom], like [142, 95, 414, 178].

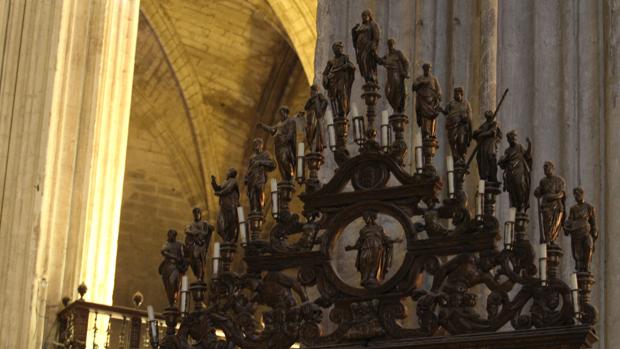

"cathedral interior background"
[0, 0, 619, 348]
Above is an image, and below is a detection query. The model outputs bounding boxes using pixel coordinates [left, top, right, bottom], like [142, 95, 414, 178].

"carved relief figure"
[412, 63, 442, 140]
[345, 212, 402, 288]
[211, 168, 240, 243]
[498, 130, 532, 212]
[322, 41, 356, 118]
[564, 187, 598, 272]
[159, 229, 186, 308]
[304, 84, 328, 153]
[184, 208, 214, 281]
[352, 9, 381, 84]
[534, 161, 566, 244]
[441, 87, 472, 165]
[378, 38, 409, 113]
[245, 138, 276, 213]
[472, 111, 502, 183]
[258, 106, 297, 181]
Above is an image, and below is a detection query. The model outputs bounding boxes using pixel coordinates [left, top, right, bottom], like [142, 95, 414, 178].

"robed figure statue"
[245, 138, 276, 213]
[322, 41, 356, 118]
[442, 87, 472, 165]
[564, 187, 598, 272]
[352, 9, 381, 84]
[412, 63, 442, 140]
[159, 229, 186, 308]
[472, 111, 502, 183]
[534, 161, 566, 244]
[211, 168, 240, 243]
[378, 38, 409, 113]
[498, 130, 532, 212]
[258, 106, 297, 181]
[345, 212, 402, 288]
[304, 84, 328, 153]
[184, 208, 214, 281]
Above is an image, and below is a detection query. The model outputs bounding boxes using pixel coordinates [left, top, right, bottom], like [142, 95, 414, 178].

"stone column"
[479, 0, 498, 113]
[0, 0, 140, 348]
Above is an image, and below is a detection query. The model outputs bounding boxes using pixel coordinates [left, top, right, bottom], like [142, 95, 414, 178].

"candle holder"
[270, 179, 279, 219]
[296, 143, 305, 184]
[147, 306, 159, 348]
[333, 117, 350, 165]
[569, 273, 580, 319]
[247, 212, 264, 241]
[220, 242, 236, 273]
[546, 243, 563, 280]
[353, 115, 366, 146]
[539, 244, 548, 286]
[380, 111, 390, 152]
[503, 221, 515, 250]
[388, 113, 408, 165]
[162, 308, 179, 336]
[237, 206, 248, 245]
[304, 152, 324, 193]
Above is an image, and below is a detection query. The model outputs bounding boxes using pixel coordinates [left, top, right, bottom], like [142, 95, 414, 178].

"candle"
[381, 110, 389, 149]
[213, 242, 221, 274]
[569, 272, 579, 290]
[539, 243, 547, 284]
[147, 305, 155, 321]
[237, 206, 247, 244]
[478, 180, 486, 194]
[508, 207, 517, 222]
[270, 178, 278, 218]
[570, 272, 580, 315]
[446, 155, 454, 172]
[296, 142, 305, 181]
[446, 156, 454, 197]
[297, 142, 305, 157]
[351, 102, 359, 117]
[180, 275, 189, 313]
[147, 304, 158, 345]
[414, 131, 423, 173]
[270, 178, 277, 193]
[214, 242, 220, 258]
[326, 109, 336, 150]
[539, 243, 547, 259]
[504, 221, 514, 250]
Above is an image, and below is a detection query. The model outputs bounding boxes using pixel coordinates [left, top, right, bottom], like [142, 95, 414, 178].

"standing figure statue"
[345, 211, 402, 288]
[184, 208, 214, 281]
[304, 84, 328, 153]
[378, 38, 409, 113]
[498, 130, 532, 212]
[352, 9, 381, 84]
[159, 229, 186, 308]
[441, 87, 472, 165]
[534, 161, 566, 245]
[564, 187, 598, 272]
[472, 111, 502, 183]
[258, 106, 297, 181]
[245, 138, 276, 213]
[211, 168, 240, 243]
[412, 63, 442, 140]
[322, 41, 356, 118]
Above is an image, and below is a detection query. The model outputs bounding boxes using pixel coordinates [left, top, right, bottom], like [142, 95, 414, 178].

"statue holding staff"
[441, 87, 472, 165]
[534, 161, 566, 244]
[258, 106, 297, 181]
[352, 9, 381, 84]
[211, 168, 240, 243]
[304, 84, 328, 153]
[498, 130, 532, 212]
[564, 187, 598, 272]
[322, 42, 356, 118]
[378, 38, 409, 113]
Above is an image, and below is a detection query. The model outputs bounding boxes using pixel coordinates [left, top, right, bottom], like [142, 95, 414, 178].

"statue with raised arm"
[352, 9, 381, 84]
[304, 84, 328, 153]
[211, 168, 240, 243]
[245, 138, 276, 213]
[159, 229, 186, 308]
[564, 187, 598, 272]
[258, 106, 297, 181]
[442, 87, 472, 165]
[472, 111, 502, 183]
[345, 211, 402, 288]
[322, 41, 356, 118]
[534, 161, 566, 244]
[378, 38, 409, 113]
[498, 130, 532, 212]
[412, 63, 442, 140]
[184, 208, 214, 281]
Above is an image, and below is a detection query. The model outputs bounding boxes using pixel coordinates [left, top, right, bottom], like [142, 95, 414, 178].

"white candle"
[147, 305, 155, 321]
[270, 178, 277, 193]
[180, 275, 188, 313]
[446, 155, 454, 172]
[539, 243, 547, 259]
[351, 102, 359, 117]
[414, 131, 423, 172]
[326, 109, 336, 150]
[297, 143, 305, 180]
[446, 155, 454, 197]
[570, 272, 579, 290]
[271, 178, 278, 217]
[237, 206, 247, 243]
[381, 110, 389, 126]
[381, 110, 389, 148]
[214, 242, 220, 258]
[237, 206, 245, 223]
[213, 258, 219, 275]
[539, 243, 547, 284]
[297, 142, 305, 157]
[478, 180, 486, 194]
[570, 272, 580, 315]
[508, 207, 517, 222]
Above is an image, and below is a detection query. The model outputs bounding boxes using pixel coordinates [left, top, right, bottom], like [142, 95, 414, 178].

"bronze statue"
[472, 111, 502, 183]
[245, 138, 276, 213]
[159, 229, 185, 308]
[498, 130, 532, 212]
[258, 106, 297, 181]
[184, 208, 214, 281]
[378, 38, 409, 113]
[304, 84, 328, 153]
[534, 161, 566, 244]
[322, 41, 356, 118]
[441, 87, 472, 165]
[564, 187, 598, 272]
[412, 63, 442, 140]
[352, 9, 381, 84]
[345, 211, 401, 288]
[211, 168, 240, 243]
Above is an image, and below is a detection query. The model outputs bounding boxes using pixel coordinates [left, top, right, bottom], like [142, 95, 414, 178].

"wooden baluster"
[129, 315, 142, 348]
[73, 306, 90, 349]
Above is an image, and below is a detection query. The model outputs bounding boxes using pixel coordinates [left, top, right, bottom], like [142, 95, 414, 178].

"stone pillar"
[0, 0, 140, 348]
[479, 0, 498, 113]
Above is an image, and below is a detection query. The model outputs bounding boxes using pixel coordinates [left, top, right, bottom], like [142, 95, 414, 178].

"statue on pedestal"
[472, 111, 502, 183]
[345, 212, 402, 288]
[211, 168, 240, 243]
[534, 161, 566, 244]
[322, 41, 356, 118]
[159, 229, 186, 308]
[352, 9, 381, 84]
[412, 63, 442, 140]
[442, 87, 472, 165]
[184, 208, 214, 281]
[245, 138, 276, 213]
[498, 130, 532, 212]
[258, 106, 297, 181]
[564, 187, 598, 272]
[378, 38, 409, 113]
[304, 84, 328, 153]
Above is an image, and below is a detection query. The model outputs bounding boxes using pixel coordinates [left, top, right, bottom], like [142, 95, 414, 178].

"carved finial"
[132, 291, 144, 308]
[77, 282, 87, 301]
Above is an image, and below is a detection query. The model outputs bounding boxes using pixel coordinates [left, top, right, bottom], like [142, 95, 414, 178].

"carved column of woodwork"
[361, 82, 381, 152]
[389, 114, 408, 164]
[333, 117, 350, 165]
